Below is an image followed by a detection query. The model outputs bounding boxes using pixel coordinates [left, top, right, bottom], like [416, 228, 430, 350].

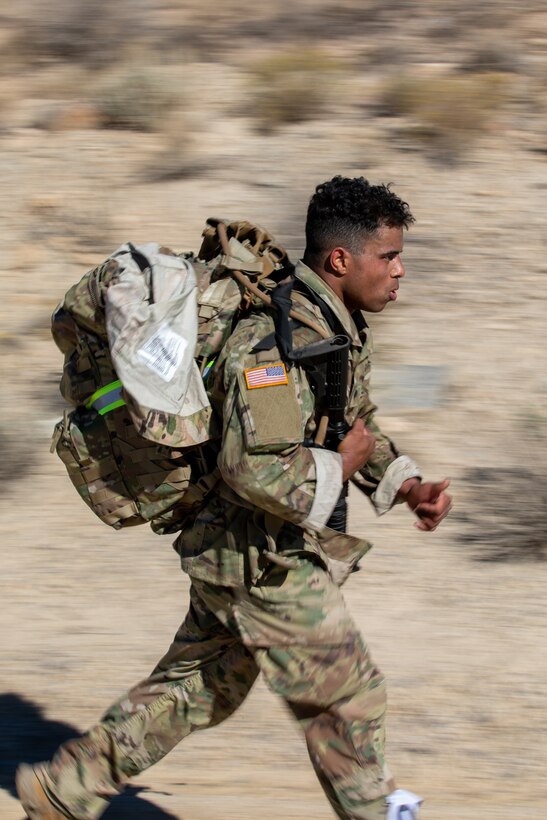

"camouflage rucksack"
[51, 218, 294, 533]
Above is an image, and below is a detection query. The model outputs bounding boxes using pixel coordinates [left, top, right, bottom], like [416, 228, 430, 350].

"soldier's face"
[342, 224, 406, 313]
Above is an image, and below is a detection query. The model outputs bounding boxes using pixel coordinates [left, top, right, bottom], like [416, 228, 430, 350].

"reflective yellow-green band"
[97, 398, 126, 416]
[86, 379, 122, 408]
[86, 380, 126, 415]
[202, 358, 216, 381]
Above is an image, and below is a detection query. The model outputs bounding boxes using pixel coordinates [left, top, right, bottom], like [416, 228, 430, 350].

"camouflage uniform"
[30, 262, 421, 820]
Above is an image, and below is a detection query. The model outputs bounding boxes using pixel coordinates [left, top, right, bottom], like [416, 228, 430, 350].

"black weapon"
[322, 335, 351, 451]
[322, 335, 350, 532]
[292, 334, 351, 533]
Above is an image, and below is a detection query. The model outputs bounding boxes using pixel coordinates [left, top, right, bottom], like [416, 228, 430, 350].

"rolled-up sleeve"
[370, 454, 422, 515]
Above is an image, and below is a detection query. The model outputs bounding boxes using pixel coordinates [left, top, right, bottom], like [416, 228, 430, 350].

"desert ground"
[1, 2, 547, 818]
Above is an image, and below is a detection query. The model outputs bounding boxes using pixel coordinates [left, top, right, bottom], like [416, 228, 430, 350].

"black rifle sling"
[252, 275, 353, 358]
[251, 275, 368, 535]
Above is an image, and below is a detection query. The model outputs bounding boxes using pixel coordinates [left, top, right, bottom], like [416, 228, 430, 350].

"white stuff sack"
[105, 242, 210, 418]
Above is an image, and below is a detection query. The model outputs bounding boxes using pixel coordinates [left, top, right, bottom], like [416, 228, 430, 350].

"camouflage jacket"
[174, 261, 421, 586]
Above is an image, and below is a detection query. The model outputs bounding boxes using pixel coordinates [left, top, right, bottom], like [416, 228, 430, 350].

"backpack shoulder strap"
[252, 275, 343, 361]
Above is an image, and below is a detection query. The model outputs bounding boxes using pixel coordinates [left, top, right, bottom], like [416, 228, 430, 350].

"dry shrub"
[141, 113, 209, 183]
[6, 0, 129, 69]
[0, 424, 35, 489]
[380, 72, 508, 161]
[462, 39, 522, 75]
[248, 48, 345, 132]
[526, 72, 547, 126]
[456, 467, 547, 562]
[93, 67, 181, 132]
[28, 195, 114, 252]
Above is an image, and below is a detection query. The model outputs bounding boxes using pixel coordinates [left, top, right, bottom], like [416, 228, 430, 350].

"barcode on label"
[137, 325, 188, 382]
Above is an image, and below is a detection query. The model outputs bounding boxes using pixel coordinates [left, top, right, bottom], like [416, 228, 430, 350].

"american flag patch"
[244, 363, 288, 390]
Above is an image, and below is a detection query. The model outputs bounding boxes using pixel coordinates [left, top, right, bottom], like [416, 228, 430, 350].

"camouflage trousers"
[35, 556, 392, 820]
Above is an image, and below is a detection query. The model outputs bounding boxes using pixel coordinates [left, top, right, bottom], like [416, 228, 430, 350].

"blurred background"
[1, 1, 547, 818]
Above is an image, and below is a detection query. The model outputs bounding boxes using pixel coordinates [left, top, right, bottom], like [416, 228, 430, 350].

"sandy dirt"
[2, 5, 547, 818]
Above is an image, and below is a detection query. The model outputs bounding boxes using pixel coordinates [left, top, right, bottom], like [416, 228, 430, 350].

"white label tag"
[137, 324, 188, 383]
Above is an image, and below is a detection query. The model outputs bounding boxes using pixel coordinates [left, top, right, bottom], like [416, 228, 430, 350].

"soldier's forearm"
[219, 444, 343, 530]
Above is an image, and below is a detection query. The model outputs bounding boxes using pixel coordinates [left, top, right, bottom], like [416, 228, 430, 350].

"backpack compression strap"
[85, 380, 126, 416]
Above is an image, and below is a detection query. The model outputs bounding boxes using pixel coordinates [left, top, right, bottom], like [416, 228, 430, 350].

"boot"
[386, 788, 423, 819]
[15, 763, 70, 819]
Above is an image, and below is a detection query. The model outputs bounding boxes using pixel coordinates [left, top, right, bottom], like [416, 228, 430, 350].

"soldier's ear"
[328, 247, 351, 277]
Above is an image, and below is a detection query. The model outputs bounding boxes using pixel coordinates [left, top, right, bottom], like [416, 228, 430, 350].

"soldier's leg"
[197, 557, 393, 820]
[21, 584, 259, 820]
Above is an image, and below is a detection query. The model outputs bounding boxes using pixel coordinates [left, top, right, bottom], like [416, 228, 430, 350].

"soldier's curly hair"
[304, 175, 415, 261]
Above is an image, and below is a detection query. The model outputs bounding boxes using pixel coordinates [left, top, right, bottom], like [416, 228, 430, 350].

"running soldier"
[17, 176, 451, 819]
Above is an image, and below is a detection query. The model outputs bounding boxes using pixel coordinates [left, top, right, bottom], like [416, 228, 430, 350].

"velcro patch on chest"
[237, 363, 303, 452]
[244, 362, 288, 390]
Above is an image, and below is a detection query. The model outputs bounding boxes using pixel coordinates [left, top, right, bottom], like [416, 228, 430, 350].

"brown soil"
[2, 3, 547, 818]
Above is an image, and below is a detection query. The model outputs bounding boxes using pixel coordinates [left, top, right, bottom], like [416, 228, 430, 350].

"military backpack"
[51, 218, 297, 533]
